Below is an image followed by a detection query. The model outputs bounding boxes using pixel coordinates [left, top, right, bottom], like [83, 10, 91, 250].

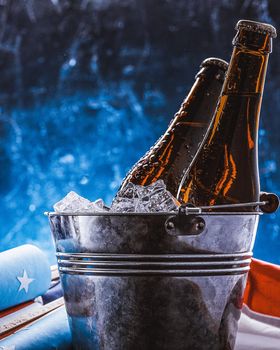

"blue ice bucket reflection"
[47, 211, 259, 350]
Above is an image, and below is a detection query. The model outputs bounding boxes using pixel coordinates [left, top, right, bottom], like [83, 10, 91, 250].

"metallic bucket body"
[48, 212, 259, 350]
[49, 212, 259, 254]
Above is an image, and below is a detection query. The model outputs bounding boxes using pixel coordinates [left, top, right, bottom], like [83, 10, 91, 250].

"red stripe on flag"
[244, 258, 280, 318]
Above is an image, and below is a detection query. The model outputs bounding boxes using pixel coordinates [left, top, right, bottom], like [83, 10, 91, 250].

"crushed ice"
[111, 180, 178, 212]
[53, 180, 178, 213]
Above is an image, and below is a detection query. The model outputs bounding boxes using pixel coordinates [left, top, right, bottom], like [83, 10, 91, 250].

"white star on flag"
[17, 270, 34, 293]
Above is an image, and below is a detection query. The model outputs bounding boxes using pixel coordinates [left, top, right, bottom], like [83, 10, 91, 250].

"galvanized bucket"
[47, 210, 259, 350]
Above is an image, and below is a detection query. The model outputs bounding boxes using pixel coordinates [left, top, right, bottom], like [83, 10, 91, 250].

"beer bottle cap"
[236, 20, 277, 38]
[200, 58, 228, 72]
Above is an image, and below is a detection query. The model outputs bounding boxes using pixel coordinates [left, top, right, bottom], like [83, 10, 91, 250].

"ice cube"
[117, 182, 140, 199]
[111, 180, 178, 213]
[90, 198, 110, 211]
[53, 191, 106, 212]
[110, 197, 138, 213]
[94, 198, 105, 208]
[54, 191, 91, 212]
[53, 192, 108, 252]
[83, 199, 107, 212]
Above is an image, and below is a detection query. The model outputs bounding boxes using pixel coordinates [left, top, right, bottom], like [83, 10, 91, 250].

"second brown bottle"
[119, 58, 228, 197]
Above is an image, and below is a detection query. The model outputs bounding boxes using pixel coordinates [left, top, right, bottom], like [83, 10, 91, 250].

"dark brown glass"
[178, 20, 277, 211]
[119, 58, 228, 196]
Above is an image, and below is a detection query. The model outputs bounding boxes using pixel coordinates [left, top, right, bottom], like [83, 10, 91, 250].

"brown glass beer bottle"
[178, 20, 276, 211]
[119, 58, 228, 197]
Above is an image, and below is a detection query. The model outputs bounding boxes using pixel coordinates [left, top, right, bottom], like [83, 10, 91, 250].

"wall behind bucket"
[0, 0, 279, 264]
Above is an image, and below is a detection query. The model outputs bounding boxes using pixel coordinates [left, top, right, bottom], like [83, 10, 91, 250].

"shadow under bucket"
[47, 210, 260, 350]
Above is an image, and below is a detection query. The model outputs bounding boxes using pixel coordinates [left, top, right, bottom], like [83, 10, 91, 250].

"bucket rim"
[45, 211, 261, 217]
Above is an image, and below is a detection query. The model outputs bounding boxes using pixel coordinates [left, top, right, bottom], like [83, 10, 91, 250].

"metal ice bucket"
[47, 209, 260, 350]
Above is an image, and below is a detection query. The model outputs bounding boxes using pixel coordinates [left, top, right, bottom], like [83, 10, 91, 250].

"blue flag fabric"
[0, 306, 72, 349]
[41, 282, 64, 305]
[0, 245, 51, 311]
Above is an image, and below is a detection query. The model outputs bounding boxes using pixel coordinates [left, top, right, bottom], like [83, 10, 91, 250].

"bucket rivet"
[166, 221, 175, 230]
[196, 221, 205, 231]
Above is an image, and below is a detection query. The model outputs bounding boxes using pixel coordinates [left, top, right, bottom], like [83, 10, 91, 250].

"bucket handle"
[177, 192, 279, 214]
[165, 192, 279, 236]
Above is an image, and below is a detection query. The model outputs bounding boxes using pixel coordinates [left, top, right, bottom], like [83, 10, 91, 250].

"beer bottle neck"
[223, 44, 270, 95]
[171, 63, 227, 126]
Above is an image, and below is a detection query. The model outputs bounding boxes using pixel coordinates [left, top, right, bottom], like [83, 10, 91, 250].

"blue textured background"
[0, 0, 279, 264]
